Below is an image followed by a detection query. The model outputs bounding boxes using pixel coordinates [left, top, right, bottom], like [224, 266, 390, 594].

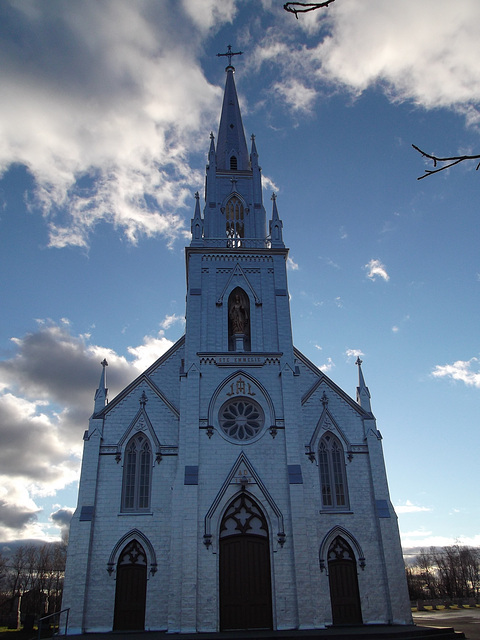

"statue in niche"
[229, 293, 248, 334]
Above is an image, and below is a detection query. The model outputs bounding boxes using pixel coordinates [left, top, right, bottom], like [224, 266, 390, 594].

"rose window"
[218, 398, 264, 441]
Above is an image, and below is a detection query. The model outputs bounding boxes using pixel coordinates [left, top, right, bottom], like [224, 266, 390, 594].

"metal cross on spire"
[217, 44, 243, 67]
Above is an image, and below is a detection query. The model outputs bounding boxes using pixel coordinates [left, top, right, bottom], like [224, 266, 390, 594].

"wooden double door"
[219, 494, 273, 631]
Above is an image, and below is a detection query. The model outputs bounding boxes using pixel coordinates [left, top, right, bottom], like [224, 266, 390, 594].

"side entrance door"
[219, 494, 273, 630]
[327, 536, 362, 625]
[113, 539, 147, 631]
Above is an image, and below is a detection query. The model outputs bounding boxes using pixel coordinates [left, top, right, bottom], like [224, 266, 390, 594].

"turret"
[269, 193, 284, 248]
[190, 191, 203, 246]
[93, 358, 108, 414]
[356, 357, 373, 414]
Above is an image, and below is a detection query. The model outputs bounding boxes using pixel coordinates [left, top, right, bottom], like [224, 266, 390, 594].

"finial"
[194, 191, 199, 200]
[271, 192, 277, 201]
[251, 133, 255, 141]
[140, 391, 148, 408]
[210, 131, 214, 140]
[101, 358, 108, 368]
[217, 44, 243, 69]
[356, 357, 363, 367]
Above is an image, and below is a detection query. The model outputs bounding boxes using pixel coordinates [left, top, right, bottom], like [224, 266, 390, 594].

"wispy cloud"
[365, 259, 390, 282]
[287, 256, 299, 271]
[395, 500, 432, 514]
[320, 357, 335, 373]
[432, 357, 480, 388]
[160, 313, 186, 331]
[345, 349, 364, 360]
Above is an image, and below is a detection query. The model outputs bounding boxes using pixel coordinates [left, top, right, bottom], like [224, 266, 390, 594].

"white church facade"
[62, 54, 412, 634]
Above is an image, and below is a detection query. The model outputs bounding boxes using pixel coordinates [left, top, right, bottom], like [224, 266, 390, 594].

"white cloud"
[287, 256, 299, 271]
[345, 348, 364, 360]
[392, 326, 399, 333]
[320, 357, 335, 373]
[400, 529, 480, 549]
[255, 1, 480, 131]
[432, 357, 480, 388]
[128, 333, 175, 372]
[365, 258, 390, 282]
[160, 313, 186, 331]
[395, 500, 432, 514]
[0, 1, 226, 249]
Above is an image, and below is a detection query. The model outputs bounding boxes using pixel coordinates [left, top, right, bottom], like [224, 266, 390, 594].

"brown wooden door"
[328, 556, 362, 625]
[113, 541, 147, 631]
[220, 534, 272, 630]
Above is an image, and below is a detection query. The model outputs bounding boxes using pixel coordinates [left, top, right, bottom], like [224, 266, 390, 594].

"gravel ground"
[413, 608, 480, 640]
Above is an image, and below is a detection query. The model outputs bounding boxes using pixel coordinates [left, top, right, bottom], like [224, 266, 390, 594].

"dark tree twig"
[284, 1, 336, 19]
[412, 144, 480, 180]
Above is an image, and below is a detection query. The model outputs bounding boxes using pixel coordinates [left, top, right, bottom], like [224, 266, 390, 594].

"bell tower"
[185, 48, 289, 358]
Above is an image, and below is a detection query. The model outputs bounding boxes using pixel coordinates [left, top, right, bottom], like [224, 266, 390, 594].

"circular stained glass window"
[218, 397, 265, 441]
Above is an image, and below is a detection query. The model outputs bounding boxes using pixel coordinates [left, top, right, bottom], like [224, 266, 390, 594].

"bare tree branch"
[284, 1, 336, 19]
[412, 144, 480, 180]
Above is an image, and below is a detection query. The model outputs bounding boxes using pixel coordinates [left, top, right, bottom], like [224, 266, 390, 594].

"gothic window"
[122, 434, 152, 512]
[226, 196, 244, 240]
[230, 155, 238, 170]
[319, 433, 348, 510]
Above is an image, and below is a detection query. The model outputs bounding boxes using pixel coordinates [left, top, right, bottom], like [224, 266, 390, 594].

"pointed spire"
[269, 193, 284, 247]
[94, 359, 108, 413]
[191, 191, 203, 246]
[250, 133, 259, 168]
[209, 132, 215, 158]
[216, 52, 249, 171]
[356, 357, 372, 414]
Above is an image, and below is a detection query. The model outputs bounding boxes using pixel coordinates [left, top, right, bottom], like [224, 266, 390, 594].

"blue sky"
[0, 0, 479, 552]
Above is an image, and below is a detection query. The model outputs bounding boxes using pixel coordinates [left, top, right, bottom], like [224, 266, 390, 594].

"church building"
[62, 51, 412, 634]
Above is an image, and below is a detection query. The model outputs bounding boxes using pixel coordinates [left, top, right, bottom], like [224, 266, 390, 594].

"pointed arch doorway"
[219, 493, 273, 631]
[327, 536, 362, 625]
[113, 539, 147, 631]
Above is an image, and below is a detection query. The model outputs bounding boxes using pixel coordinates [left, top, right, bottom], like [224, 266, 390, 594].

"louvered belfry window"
[226, 196, 244, 239]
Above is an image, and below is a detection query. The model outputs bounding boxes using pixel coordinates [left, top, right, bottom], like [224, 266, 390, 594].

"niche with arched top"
[228, 287, 250, 351]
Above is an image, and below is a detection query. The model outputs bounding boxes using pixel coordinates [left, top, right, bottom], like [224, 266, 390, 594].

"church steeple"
[216, 46, 248, 172]
[197, 48, 267, 247]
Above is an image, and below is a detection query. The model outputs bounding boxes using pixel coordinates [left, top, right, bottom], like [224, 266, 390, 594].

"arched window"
[230, 155, 238, 170]
[225, 196, 244, 241]
[122, 434, 152, 512]
[319, 433, 348, 509]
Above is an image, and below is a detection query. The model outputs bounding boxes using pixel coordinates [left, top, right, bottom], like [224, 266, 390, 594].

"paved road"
[413, 608, 480, 640]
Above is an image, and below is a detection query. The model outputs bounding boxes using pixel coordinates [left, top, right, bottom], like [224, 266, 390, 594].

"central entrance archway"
[219, 493, 272, 630]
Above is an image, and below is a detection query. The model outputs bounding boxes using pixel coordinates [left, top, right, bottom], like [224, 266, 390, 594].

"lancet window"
[319, 433, 348, 510]
[122, 434, 152, 512]
[226, 196, 244, 240]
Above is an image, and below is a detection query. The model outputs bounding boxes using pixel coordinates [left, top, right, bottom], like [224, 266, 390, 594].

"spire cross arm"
[217, 44, 243, 67]
[355, 357, 363, 367]
[101, 359, 108, 368]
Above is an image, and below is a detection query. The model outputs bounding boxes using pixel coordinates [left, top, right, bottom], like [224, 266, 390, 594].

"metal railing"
[38, 607, 69, 640]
